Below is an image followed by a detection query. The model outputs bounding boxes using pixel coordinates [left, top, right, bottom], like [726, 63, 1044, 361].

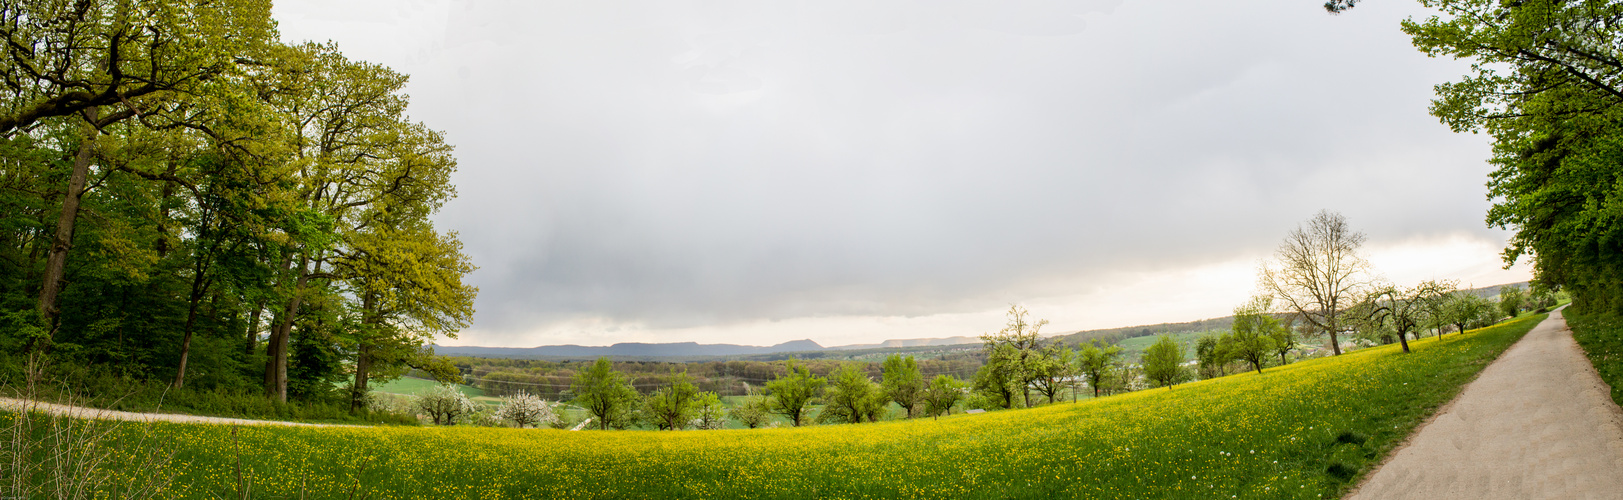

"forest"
[0, 0, 475, 420]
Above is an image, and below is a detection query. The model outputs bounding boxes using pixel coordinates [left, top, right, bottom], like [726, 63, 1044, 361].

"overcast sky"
[272, 0, 1531, 348]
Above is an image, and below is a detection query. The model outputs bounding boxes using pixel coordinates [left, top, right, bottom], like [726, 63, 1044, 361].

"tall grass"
[0, 390, 179, 498]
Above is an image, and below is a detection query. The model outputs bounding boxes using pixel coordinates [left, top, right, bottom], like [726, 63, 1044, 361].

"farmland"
[60, 314, 1544, 499]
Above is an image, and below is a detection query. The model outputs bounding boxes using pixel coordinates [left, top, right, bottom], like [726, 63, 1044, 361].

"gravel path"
[1348, 306, 1623, 500]
[0, 397, 357, 427]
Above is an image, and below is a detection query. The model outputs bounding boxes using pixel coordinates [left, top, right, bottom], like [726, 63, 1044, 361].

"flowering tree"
[497, 391, 559, 429]
[415, 384, 478, 425]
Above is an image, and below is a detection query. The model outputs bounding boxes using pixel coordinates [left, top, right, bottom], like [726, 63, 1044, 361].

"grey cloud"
[365, 0, 1505, 339]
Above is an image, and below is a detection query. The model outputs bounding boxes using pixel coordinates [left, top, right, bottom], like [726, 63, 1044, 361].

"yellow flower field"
[89, 314, 1542, 499]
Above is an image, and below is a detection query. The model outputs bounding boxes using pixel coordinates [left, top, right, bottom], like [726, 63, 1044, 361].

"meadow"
[49, 313, 1544, 499]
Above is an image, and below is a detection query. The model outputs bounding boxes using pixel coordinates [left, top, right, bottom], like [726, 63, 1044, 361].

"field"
[44, 314, 1543, 499]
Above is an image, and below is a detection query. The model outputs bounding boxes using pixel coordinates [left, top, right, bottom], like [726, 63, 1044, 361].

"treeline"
[448, 354, 984, 399]
[0, 1, 473, 416]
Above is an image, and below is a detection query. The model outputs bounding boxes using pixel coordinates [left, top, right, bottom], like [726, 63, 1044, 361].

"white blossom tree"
[497, 391, 559, 429]
[416, 384, 479, 425]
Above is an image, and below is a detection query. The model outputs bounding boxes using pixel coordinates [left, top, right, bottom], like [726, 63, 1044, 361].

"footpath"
[1349, 306, 1623, 499]
[0, 397, 352, 427]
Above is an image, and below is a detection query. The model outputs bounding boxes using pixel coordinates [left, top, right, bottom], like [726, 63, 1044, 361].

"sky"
[271, 0, 1532, 348]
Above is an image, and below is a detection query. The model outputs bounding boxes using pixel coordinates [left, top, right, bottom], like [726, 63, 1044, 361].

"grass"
[79, 313, 1544, 499]
[1562, 307, 1623, 407]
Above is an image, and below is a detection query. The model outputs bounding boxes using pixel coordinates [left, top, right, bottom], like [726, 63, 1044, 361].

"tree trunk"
[350, 291, 378, 413]
[1327, 320, 1343, 356]
[35, 122, 98, 347]
[265, 255, 310, 402]
[244, 300, 264, 356]
[1396, 328, 1411, 354]
[171, 270, 208, 388]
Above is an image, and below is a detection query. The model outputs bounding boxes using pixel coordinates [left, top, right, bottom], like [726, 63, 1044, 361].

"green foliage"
[1499, 286, 1526, 319]
[765, 359, 824, 427]
[691, 393, 727, 430]
[975, 305, 1050, 408]
[818, 364, 885, 424]
[1076, 341, 1123, 398]
[921, 374, 966, 419]
[880, 354, 924, 418]
[1142, 335, 1188, 389]
[727, 394, 771, 429]
[644, 370, 701, 430]
[1404, 0, 1623, 316]
[1226, 297, 1282, 374]
[570, 358, 641, 430]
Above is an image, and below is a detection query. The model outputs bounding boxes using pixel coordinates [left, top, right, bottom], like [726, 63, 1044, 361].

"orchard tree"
[1260, 210, 1375, 356]
[497, 391, 558, 429]
[819, 364, 884, 424]
[1076, 341, 1123, 398]
[1499, 286, 1526, 319]
[691, 393, 727, 430]
[922, 375, 966, 420]
[728, 394, 771, 429]
[645, 370, 701, 430]
[881, 354, 924, 418]
[978, 305, 1049, 408]
[1142, 335, 1188, 389]
[1270, 315, 1301, 365]
[1363, 280, 1457, 354]
[1440, 292, 1493, 335]
[571, 357, 641, 430]
[1226, 296, 1282, 374]
[1028, 345, 1072, 405]
[415, 383, 477, 425]
[765, 359, 825, 427]
[1195, 333, 1229, 379]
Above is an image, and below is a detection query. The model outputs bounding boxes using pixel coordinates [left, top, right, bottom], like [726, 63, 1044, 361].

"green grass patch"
[372, 377, 484, 398]
[97, 314, 1543, 499]
[1562, 308, 1623, 407]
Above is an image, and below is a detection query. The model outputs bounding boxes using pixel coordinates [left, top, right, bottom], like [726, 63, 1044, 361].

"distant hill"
[432, 336, 982, 360]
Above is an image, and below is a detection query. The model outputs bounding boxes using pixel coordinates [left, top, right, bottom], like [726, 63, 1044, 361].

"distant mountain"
[432, 336, 982, 360]
[432, 339, 825, 359]
[831, 336, 980, 350]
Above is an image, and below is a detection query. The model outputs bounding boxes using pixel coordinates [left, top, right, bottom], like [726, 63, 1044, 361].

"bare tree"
[1260, 210, 1374, 356]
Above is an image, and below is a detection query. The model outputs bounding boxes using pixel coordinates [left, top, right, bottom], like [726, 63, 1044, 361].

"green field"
[58, 313, 1544, 499]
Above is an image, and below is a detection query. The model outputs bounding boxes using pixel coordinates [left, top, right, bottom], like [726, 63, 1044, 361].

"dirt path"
[1348, 307, 1623, 500]
[0, 397, 357, 427]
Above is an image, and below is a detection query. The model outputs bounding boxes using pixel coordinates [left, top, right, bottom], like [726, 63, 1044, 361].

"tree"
[728, 394, 772, 429]
[973, 344, 1021, 409]
[1440, 292, 1493, 336]
[978, 305, 1049, 408]
[691, 392, 727, 430]
[644, 370, 701, 430]
[1260, 210, 1374, 356]
[1194, 333, 1229, 380]
[415, 383, 477, 425]
[1271, 315, 1301, 366]
[1227, 296, 1282, 374]
[1027, 345, 1071, 405]
[1499, 286, 1526, 319]
[0, 0, 276, 359]
[1076, 341, 1122, 398]
[496, 391, 558, 429]
[1362, 280, 1457, 354]
[1142, 335, 1188, 389]
[922, 375, 966, 420]
[765, 359, 825, 427]
[570, 358, 641, 430]
[1396, 1, 1623, 315]
[819, 364, 885, 424]
[881, 354, 924, 418]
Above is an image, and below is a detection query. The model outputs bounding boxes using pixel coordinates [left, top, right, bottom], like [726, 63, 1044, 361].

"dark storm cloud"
[277, 0, 1503, 343]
